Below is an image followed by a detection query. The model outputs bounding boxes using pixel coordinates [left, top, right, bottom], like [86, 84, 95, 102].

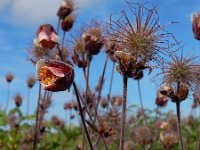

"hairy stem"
[33, 83, 42, 150]
[73, 82, 94, 150]
[119, 77, 128, 150]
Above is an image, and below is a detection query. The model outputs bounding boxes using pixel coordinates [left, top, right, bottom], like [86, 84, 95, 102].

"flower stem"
[33, 83, 42, 150]
[176, 101, 184, 150]
[175, 82, 184, 150]
[107, 62, 115, 104]
[27, 88, 30, 117]
[137, 80, 146, 124]
[119, 77, 128, 150]
[5, 83, 10, 113]
[72, 82, 94, 150]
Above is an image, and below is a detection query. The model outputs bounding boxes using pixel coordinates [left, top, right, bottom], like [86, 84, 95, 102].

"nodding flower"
[191, 13, 200, 40]
[36, 59, 74, 92]
[34, 24, 58, 49]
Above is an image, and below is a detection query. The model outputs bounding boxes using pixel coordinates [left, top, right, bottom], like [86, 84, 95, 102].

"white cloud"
[9, 0, 106, 25]
[11, 0, 60, 24]
[0, 0, 10, 10]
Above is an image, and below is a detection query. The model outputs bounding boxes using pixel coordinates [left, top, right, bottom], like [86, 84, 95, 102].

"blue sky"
[0, 0, 200, 121]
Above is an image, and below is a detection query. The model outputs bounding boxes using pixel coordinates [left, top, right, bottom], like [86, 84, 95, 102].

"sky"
[0, 0, 200, 122]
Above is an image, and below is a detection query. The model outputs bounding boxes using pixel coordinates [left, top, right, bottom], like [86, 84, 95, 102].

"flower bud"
[61, 15, 74, 32]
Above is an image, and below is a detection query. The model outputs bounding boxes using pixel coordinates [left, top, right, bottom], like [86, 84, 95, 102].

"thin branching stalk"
[73, 82, 94, 150]
[62, 31, 66, 50]
[95, 55, 109, 120]
[107, 62, 115, 104]
[137, 80, 146, 124]
[197, 99, 200, 150]
[86, 56, 91, 99]
[120, 77, 128, 150]
[176, 82, 184, 150]
[57, 18, 61, 35]
[33, 83, 42, 150]
[5, 83, 10, 113]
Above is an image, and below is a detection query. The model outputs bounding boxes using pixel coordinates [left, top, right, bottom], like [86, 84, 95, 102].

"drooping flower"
[191, 13, 200, 40]
[34, 24, 58, 49]
[36, 59, 74, 92]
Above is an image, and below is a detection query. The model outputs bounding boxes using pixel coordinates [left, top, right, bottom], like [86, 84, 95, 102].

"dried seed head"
[70, 114, 75, 120]
[162, 55, 199, 92]
[7, 115, 19, 129]
[160, 132, 178, 149]
[72, 101, 78, 111]
[177, 84, 189, 101]
[61, 15, 75, 32]
[187, 115, 194, 126]
[64, 102, 72, 110]
[14, 93, 23, 107]
[75, 144, 82, 150]
[27, 76, 36, 88]
[191, 13, 200, 40]
[105, 38, 118, 62]
[72, 38, 87, 68]
[5, 73, 14, 83]
[101, 98, 108, 108]
[159, 85, 179, 102]
[155, 92, 169, 107]
[135, 126, 153, 145]
[109, 4, 176, 79]
[111, 96, 122, 107]
[36, 59, 74, 92]
[34, 24, 58, 49]
[124, 140, 135, 150]
[51, 116, 65, 129]
[82, 23, 104, 55]
[57, 0, 74, 19]
[40, 121, 46, 134]
[26, 128, 34, 143]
